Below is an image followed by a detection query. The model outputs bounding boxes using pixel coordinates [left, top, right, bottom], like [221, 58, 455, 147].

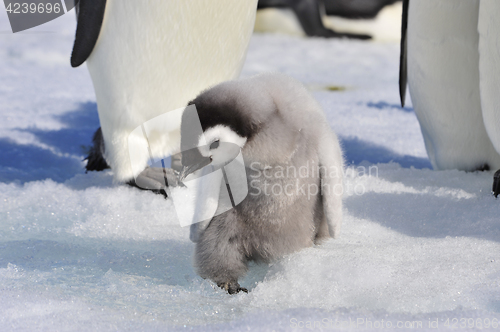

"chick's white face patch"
[198, 125, 247, 154]
[198, 125, 247, 167]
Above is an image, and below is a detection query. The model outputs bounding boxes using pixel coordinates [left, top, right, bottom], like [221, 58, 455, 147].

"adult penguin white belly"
[71, 0, 258, 183]
[478, 0, 500, 164]
[399, 0, 500, 195]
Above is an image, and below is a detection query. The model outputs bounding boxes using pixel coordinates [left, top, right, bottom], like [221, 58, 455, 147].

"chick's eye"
[209, 140, 220, 150]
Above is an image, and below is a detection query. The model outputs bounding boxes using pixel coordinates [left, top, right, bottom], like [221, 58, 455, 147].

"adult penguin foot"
[85, 127, 182, 198]
[127, 152, 184, 198]
[308, 26, 371, 39]
[328, 31, 371, 40]
[492, 170, 500, 198]
[129, 166, 183, 195]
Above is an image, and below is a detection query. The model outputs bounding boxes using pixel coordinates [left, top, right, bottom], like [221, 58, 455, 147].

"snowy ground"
[1, 9, 499, 332]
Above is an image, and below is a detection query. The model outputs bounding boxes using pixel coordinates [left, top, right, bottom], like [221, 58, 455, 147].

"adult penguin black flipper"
[399, 0, 409, 107]
[493, 170, 500, 198]
[70, 0, 107, 68]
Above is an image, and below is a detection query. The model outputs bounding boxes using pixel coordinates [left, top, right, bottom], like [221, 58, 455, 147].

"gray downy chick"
[179, 73, 344, 294]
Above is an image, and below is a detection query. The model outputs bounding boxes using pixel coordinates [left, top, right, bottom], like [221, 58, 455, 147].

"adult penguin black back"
[71, 0, 258, 185]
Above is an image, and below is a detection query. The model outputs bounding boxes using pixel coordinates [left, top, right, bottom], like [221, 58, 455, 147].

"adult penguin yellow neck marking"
[71, 0, 258, 182]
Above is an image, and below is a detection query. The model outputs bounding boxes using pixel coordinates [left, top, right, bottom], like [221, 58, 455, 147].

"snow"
[1, 9, 499, 332]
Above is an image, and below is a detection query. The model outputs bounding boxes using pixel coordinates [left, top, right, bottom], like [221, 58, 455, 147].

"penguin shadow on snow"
[366, 101, 414, 113]
[345, 171, 500, 243]
[340, 136, 432, 169]
[339, 100, 431, 168]
[0, 138, 84, 184]
[21, 102, 100, 156]
[0, 102, 100, 184]
[340, 127, 499, 242]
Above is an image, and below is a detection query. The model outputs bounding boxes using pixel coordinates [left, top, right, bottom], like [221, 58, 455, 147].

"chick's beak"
[178, 156, 212, 183]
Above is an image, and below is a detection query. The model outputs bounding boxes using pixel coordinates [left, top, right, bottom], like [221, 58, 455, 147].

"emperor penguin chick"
[179, 73, 344, 294]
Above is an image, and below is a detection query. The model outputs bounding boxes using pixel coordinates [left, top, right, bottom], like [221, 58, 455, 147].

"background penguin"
[257, 0, 370, 39]
[324, 0, 400, 19]
[71, 0, 258, 187]
[256, 0, 402, 41]
[179, 73, 344, 294]
[399, 0, 500, 197]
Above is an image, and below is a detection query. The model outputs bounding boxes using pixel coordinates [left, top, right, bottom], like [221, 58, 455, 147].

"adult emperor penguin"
[399, 0, 500, 197]
[178, 73, 344, 294]
[71, 0, 258, 186]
